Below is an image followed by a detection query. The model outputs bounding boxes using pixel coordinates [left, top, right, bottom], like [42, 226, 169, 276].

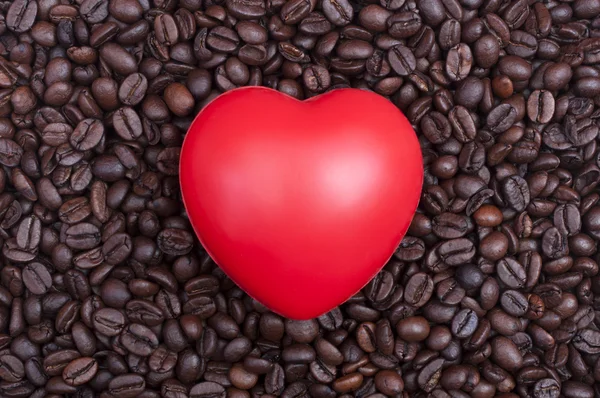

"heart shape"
[180, 87, 423, 319]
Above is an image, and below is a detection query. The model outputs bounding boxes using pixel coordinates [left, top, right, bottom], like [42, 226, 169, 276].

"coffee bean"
[491, 335, 523, 371]
[446, 43, 473, 81]
[527, 90, 555, 124]
[322, 0, 353, 26]
[0, 144, 25, 178]
[118, 73, 148, 106]
[487, 103, 518, 133]
[451, 308, 478, 338]
[421, 111, 451, 144]
[108, 374, 145, 398]
[7, 0, 38, 33]
[22, 263, 52, 295]
[62, 357, 97, 386]
[404, 273, 433, 307]
[387, 11, 421, 38]
[0, 355, 25, 383]
[449, 105, 476, 143]
[69, 119, 104, 151]
[0, 1, 598, 396]
[417, 358, 444, 392]
[500, 290, 529, 317]
[396, 316, 430, 342]
[120, 323, 159, 356]
[16, 214, 41, 252]
[43, 350, 81, 377]
[542, 226, 569, 259]
[93, 308, 125, 336]
[387, 45, 415, 76]
[164, 83, 195, 117]
[101, 233, 132, 265]
[503, 175, 530, 212]
[154, 14, 179, 46]
[112, 107, 143, 140]
[497, 257, 527, 288]
[280, 0, 315, 24]
[533, 378, 560, 398]
[80, 0, 109, 24]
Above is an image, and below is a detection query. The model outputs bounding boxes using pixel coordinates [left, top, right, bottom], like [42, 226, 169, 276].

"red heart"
[180, 87, 423, 319]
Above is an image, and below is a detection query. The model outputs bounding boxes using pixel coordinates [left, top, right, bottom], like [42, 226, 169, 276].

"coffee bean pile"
[1, 0, 600, 396]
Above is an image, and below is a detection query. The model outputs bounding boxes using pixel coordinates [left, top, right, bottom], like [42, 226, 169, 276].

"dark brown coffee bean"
[0, 355, 25, 383]
[113, 107, 143, 140]
[487, 103, 518, 133]
[22, 263, 52, 295]
[387, 11, 421, 39]
[449, 106, 476, 143]
[7, 0, 38, 33]
[503, 175, 530, 212]
[417, 358, 444, 392]
[302, 65, 330, 93]
[190, 381, 226, 398]
[396, 316, 430, 342]
[387, 45, 415, 76]
[62, 357, 97, 386]
[154, 14, 179, 46]
[80, 0, 109, 24]
[108, 374, 145, 398]
[527, 90, 555, 124]
[0, 139, 23, 167]
[120, 323, 159, 356]
[497, 257, 527, 289]
[446, 43, 473, 81]
[491, 335, 523, 371]
[280, 0, 315, 24]
[404, 273, 433, 308]
[93, 308, 126, 336]
[70, 119, 104, 151]
[0, 1, 597, 396]
[500, 290, 529, 317]
[164, 83, 195, 117]
[118, 73, 148, 106]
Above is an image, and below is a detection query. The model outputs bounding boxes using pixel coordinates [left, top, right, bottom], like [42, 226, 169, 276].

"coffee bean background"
[0, 0, 600, 396]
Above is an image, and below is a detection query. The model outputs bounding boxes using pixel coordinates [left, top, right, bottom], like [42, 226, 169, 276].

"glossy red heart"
[180, 87, 422, 319]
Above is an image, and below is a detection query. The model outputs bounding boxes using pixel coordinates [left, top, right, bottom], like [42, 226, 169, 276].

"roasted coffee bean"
[451, 309, 478, 338]
[404, 272, 433, 307]
[449, 106, 476, 143]
[0, 139, 23, 167]
[92, 308, 126, 336]
[102, 233, 132, 265]
[7, 0, 38, 33]
[62, 357, 97, 386]
[503, 175, 530, 212]
[500, 290, 529, 317]
[387, 45, 415, 76]
[417, 358, 444, 392]
[22, 263, 52, 295]
[0, 0, 598, 396]
[113, 107, 143, 140]
[43, 350, 81, 377]
[497, 257, 527, 288]
[65, 223, 101, 250]
[527, 90, 555, 124]
[108, 374, 145, 398]
[446, 43, 473, 81]
[120, 323, 159, 356]
[0, 355, 25, 383]
[396, 316, 430, 342]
